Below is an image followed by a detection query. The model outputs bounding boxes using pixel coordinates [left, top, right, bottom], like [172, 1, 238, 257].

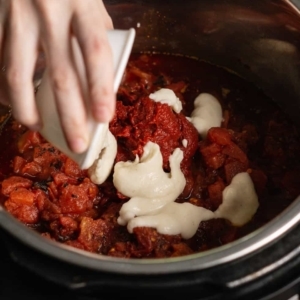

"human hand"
[0, 0, 115, 153]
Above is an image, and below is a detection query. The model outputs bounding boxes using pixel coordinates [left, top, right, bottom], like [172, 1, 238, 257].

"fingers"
[3, 0, 40, 129]
[98, 0, 114, 29]
[72, 0, 115, 124]
[0, 0, 116, 155]
[36, 1, 89, 153]
[0, 25, 9, 106]
[0, 0, 9, 106]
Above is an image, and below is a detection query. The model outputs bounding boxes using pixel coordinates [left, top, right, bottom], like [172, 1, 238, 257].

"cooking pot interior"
[1, 0, 300, 275]
[107, 0, 300, 125]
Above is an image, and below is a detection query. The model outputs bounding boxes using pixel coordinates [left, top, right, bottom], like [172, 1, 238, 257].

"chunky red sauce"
[1, 53, 300, 258]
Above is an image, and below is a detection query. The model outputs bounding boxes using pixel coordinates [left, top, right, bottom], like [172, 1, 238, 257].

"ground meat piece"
[108, 242, 132, 258]
[131, 227, 184, 258]
[77, 217, 112, 253]
[49, 216, 78, 241]
[134, 227, 159, 254]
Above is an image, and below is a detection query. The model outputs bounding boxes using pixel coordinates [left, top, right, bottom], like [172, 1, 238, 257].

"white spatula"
[36, 29, 135, 169]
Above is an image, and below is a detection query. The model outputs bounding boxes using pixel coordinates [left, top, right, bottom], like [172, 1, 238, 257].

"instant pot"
[1, 0, 300, 299]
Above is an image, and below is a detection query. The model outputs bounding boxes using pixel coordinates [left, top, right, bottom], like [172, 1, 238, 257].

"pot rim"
[1, 195, 300, 275]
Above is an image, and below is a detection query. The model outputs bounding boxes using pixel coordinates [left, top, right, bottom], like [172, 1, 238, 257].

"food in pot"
[0, 53, 300, 258]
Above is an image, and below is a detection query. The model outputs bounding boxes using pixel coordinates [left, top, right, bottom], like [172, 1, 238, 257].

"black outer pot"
[2, 223, 300, 300]
[2, 0, 300, 299]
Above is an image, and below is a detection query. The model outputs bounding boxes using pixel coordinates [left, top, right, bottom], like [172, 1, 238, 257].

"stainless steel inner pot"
[1, 0, 300, 275]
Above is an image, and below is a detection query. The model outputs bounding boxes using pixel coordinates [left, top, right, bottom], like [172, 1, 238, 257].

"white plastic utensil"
[36, 29, 135, 169]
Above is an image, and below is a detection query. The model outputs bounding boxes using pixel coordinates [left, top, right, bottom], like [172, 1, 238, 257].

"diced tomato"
[207, 178, 225, 210]
[13, 156, 27, 174]
[9, 188, 35, 205]
[48, 181, 58, 201]
[39, 198, 62, 222]
[81, 178, 98, 200]
[64, 158, 82, 178]
[207, 127, 232, 145]
[224, 159, 248, 183]
[35, 189, 47, 211]
[33, 143, 66, 179]
[60, 216, 78, 230]
[53, 172, 77, 187]
[17, 131, 44, 153]
[5, 201, 39, 224]
[21, 161, 42, 177]
[200, 143, 225, 169]
[2, 176, 33, 196]
[59, 184, 92, 214]
[4, 187, 38, 224]
[222, 143, 248, 164]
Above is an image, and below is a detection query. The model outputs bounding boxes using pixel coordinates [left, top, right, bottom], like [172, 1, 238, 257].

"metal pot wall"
[1, 0, 300, 298]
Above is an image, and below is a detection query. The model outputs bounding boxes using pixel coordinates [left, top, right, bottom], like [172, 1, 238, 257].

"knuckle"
[90, 84, 113, 103]
[50, 68, 72, 92]
[86, 34, 112, 58]
[88, 35, 106, 54]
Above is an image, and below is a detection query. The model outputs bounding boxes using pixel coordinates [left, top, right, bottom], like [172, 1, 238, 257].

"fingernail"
[95, 105, 112, 123]
[72, 137, 88, 153]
